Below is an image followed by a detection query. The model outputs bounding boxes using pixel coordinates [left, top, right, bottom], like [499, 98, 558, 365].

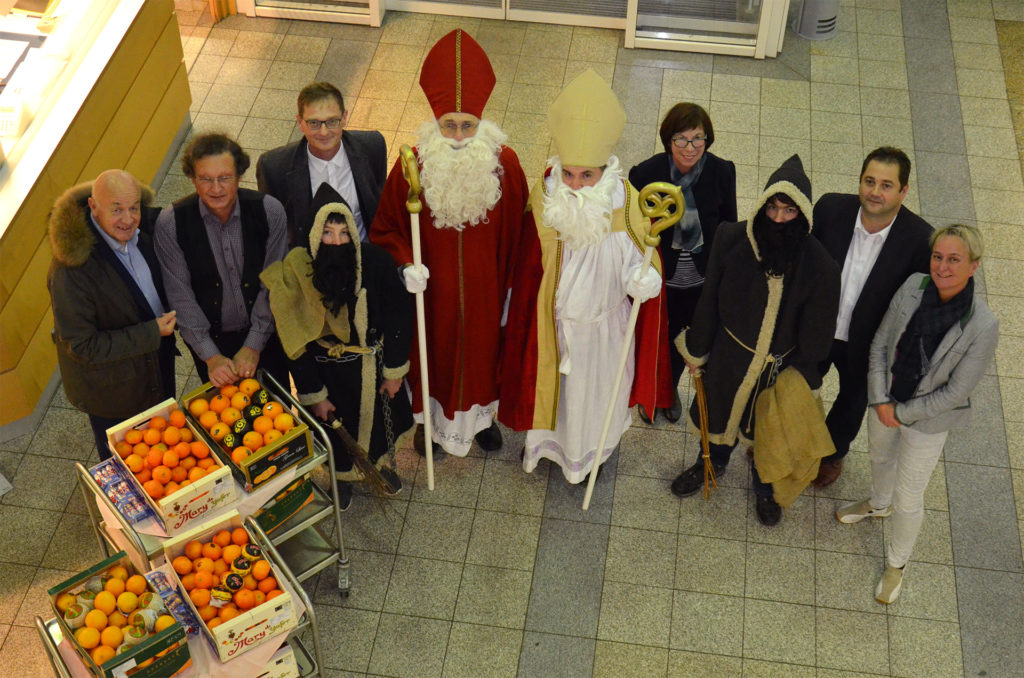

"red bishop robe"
[498, 174, 674, 432]
[370, 146, 529, 421]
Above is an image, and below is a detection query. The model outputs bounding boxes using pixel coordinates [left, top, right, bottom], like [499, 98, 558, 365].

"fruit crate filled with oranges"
[108, 399, 237, 537]
[182, 377, 313, 492]
[163, 511, 296, 662]
[48, 552, 191, 677]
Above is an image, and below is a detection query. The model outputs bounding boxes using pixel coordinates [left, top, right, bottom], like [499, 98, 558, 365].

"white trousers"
[867, 414, 948, 569]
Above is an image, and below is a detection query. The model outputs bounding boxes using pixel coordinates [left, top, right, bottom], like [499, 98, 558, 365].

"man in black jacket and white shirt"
[257, 81, 387, 246]
[811, 147, 933, 487]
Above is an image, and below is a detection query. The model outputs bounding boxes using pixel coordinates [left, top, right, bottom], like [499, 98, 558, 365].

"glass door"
[238, 0, 385, 26]
[626, 0, 790, 58]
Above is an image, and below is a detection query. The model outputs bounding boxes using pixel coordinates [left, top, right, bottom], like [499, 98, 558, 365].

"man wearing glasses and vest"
[155, 132, 289, 388]
[370, 29, 529, 458]
[257, 82, 388, 247]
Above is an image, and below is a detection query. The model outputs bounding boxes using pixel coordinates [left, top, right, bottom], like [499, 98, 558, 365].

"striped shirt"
[154, 193, 287, 362]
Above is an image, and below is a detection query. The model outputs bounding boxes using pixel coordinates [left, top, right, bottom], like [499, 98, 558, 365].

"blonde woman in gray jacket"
[835, 223, 998, 604]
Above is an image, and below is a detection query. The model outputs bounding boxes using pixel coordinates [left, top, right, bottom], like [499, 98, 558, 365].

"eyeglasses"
[303, 118, 343, 131]
[671, 135, 707, 149]
[195, 175, 237, 187]
[440, 121, 478, 134]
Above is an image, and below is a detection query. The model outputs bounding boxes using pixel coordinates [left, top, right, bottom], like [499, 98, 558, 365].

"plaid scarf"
[890, 277, 973, 402]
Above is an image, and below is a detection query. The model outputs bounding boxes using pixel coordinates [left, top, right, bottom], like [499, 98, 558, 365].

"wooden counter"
[0, 0, 191, 427]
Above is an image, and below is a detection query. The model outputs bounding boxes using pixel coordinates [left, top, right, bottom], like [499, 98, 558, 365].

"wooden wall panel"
[0, 238, 52, 373]
[80, 18, 182, 180]
[127, 63, 190, 180]
[0, 0, 174, 303]
[0, 172, 60, 307]
[0, 0, 189, 428]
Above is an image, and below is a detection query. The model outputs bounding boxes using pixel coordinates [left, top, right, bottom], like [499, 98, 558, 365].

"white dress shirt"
[307, 145, 366, 240]
[835, 208, 895, 341]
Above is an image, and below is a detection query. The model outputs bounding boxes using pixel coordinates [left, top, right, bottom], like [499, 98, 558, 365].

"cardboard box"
[107, 399, 237, 536]
[181, 382, 313, 492]
[48, 552, 191, 678]
[254, 476, 314, 535]
[256, 642, 300, 678]
[163, 511, 297, 662]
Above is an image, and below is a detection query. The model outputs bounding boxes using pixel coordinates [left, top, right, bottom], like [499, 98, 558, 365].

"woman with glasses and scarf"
[836, 223, 998, 604]
[629, 103, 737, 423]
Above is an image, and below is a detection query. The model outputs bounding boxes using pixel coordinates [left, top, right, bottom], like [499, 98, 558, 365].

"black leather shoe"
[474, 422, 502, 452]
[755, 495, 781, 526]
[378, 466, 403, 496]
[334, 480, 354, 511]
[638, 404, 653, 425]
[671, 458, 725, 498]
[413, 425, 443, 459]
[662, 392, 682, 423]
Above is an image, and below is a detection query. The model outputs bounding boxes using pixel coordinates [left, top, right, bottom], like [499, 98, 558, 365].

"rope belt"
[314, 339, 379, 363]
[724, 326, 794, 431]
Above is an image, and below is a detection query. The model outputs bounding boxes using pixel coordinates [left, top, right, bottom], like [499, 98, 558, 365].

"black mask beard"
[310, 242, 357, 316]
[752, 209, 809, 276]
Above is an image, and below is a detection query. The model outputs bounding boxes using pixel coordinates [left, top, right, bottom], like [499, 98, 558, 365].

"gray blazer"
[868, 273, 998, 433]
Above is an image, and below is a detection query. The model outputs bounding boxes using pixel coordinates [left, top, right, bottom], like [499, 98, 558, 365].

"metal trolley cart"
[66, 369, 351, 677]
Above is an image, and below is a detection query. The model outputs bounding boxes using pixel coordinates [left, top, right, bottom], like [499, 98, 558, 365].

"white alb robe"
[524, 192, 645, 483]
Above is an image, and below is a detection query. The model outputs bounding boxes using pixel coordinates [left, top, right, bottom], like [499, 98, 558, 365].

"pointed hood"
[308, 183, 362, 292]
[746, 154, 813, 262]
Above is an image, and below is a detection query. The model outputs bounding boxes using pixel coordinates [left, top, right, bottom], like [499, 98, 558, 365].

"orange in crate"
[143, 480, 164, 499]
[238, 378, 261, 396]
[201, 542, 222, 561]
[209, 395, 229, 414]
[172, 556, 193, 575]
[162, 427, 181, 446]
[243, 431, 264, 451]
[188, 398, 209, 417]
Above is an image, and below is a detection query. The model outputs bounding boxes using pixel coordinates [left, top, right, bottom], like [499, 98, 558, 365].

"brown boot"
[413, 424, 443, 459]
[813, 458, 843, 487]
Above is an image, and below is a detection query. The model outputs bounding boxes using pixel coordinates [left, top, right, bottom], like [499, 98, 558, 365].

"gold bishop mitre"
[548, 68, 626, 168]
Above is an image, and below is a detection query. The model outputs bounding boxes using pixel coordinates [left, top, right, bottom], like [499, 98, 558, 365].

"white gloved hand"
[403, 264, 430, 294]
[626, 267, 662, 302]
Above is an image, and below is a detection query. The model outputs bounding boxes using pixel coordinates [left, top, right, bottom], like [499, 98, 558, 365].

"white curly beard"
[417, 119, 506, 231]
[542, 156, 623, 250]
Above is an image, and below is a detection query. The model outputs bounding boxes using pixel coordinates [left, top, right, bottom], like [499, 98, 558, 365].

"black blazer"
[256, 131, 387, 246]
[812, 193, 933, 370]
[628, 151, 737, 278]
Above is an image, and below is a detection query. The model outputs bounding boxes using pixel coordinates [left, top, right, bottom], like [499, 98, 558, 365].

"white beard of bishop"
[416, 118, 506, 231]
[542, 156, 624, 251]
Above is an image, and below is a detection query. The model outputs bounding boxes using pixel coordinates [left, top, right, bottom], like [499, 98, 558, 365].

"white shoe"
[835, 499, 892, 524]
[875, 565, 904, 604]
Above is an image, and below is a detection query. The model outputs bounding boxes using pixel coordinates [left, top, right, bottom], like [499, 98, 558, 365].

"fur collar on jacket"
[48, 181, 155, 268]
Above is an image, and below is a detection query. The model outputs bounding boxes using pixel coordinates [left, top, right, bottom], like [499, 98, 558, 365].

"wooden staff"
[582, 182, 683, 510]
[693, 373, 718, 500]
[399, 145, 435, 491]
